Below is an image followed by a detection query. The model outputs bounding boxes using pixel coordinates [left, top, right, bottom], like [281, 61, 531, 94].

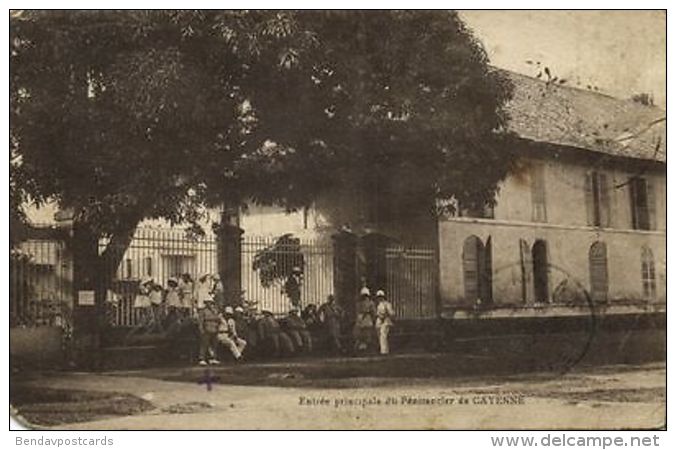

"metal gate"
[242, 235, 334, 315]
[10, 238, 73, 327]
[385, 245, 438, 319]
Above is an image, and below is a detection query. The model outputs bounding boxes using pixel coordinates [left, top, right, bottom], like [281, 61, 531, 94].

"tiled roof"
[502, 70, 666, 163]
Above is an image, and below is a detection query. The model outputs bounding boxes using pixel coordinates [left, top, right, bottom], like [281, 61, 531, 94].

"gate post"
[361, 232, 390, 292]
[216, 223, 244, 306]
[332, 230, 359, 321]
[70, 221, 102, 369]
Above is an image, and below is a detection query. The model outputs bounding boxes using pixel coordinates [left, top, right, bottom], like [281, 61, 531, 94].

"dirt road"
[12, 361, 665, 430]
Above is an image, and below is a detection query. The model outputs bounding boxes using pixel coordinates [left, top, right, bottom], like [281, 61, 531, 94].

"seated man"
[217, 306, 247, 361]
[286, 308, 313, 353]
[257, 311, 295, 356]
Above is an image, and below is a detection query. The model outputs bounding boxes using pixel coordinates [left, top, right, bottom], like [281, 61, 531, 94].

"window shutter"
[463, 237, 481, 302]
[629, 178, 638, 229]
[599, 173, 611, 227]
[482, 236, 493, 304]
[519, 239, 533, 303]
[584, 172, 594, 226]
[646, 179, 657, 230]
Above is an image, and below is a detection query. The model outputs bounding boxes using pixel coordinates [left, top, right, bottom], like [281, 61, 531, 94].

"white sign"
[77, 290, 96, 306]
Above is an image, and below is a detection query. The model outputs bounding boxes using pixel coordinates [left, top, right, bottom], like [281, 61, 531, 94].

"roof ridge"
[492, 66, 666, 115]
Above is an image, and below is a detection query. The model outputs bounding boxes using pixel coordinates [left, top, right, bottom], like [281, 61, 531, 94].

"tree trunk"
[70, 215, 142, 367]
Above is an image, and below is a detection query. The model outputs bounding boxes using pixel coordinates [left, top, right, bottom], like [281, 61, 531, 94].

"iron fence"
[100, 227, 219, 327]
[10, 239, 73, 327]
[10, 225, 438, 329]
[386, 245, 438, 319]
[242, 235, 334, 314]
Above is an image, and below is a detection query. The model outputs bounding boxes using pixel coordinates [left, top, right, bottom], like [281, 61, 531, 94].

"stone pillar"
[70, 222, 102, 369]
[361, 232, 390, 293]
[332, 230, 359, 321]
[217, 223, 244, 306]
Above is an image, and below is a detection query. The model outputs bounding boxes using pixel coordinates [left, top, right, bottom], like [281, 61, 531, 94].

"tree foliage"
[252, 234, 304, 288]
[10, 11, 516, 268]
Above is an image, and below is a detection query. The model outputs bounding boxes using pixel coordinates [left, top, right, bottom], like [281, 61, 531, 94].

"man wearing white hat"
[195, 274, 213, 310]
[353, 287, 375, 353]
[375, 290, 394, 355]
[197, 298, 221, 365]
[217, 306, 247, 360]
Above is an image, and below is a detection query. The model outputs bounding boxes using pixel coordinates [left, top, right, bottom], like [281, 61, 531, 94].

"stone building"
[439, 71, 665, 315]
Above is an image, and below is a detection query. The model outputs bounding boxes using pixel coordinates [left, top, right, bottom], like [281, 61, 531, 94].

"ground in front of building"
[10, 353, 665, 430]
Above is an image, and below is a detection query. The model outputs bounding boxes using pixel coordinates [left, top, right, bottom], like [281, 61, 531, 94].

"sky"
[460, 10, 666, 107]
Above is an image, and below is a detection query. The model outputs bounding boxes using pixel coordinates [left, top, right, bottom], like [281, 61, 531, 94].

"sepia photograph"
[8, 9, 666, 431]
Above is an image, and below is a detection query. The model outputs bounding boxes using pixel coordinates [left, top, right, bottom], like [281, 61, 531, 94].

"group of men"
[353, 287, 395, 355]
[194, 286, 396, 365]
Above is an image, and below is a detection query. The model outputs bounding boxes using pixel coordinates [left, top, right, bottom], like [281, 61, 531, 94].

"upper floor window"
[629, 177, 656, 230]
[585, 171, 611, 227]
[641, 247, 656, 300]
[531, 163, 547, 222]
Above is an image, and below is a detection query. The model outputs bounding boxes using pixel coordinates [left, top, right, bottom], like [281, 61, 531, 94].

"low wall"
[10, 327, 64, 368]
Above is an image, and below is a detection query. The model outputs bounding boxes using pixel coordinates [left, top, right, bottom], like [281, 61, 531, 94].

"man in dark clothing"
[284, 266, 303, 308]
[319, 294, 344, 353]
[197, 299, 221, 365]
[258, 311, 295, 356]
[234, 306, 257, 353]
[286, 308, 313, 353]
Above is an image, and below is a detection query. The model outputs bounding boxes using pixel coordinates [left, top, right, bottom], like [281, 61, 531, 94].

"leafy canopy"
[11, 11, 515, 239]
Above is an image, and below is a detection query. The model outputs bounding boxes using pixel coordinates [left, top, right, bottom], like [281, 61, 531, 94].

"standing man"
[374, 290, 394, 355]
[353, 287, 375, 353]
[197, 298, 221, 366]
[319, 294, 344, 354]
[284, 266, 303, 308]
[195, 274, 213, 311]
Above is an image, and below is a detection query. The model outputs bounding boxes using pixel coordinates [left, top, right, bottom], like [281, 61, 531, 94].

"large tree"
[247, 11, 517, 221]
[10, 10, 516, 303]
[10, 11, 330, 298]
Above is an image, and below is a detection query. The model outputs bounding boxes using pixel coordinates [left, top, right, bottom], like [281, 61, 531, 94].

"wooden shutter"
[584, 172, 594, 226]
[462, 237, 481, 302]
[646, 179, 657, 230]
[589, 242, 608, 303]
[482, 236, 493, 304]
[519, 239, 533, 304]
[599, 173, 611, 228]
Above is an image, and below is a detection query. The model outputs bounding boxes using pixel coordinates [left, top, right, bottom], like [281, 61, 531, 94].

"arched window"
[589, 241, 609, 302]
[532, 240, 549, 303]
[462, 235, 492, 304]
[641, 247, 657, 300]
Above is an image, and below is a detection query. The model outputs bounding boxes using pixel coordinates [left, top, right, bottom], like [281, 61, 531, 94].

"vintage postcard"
[9, 9, 665, 430]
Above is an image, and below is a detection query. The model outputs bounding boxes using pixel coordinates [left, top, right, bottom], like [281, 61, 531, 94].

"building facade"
[439, 71, 666, 315]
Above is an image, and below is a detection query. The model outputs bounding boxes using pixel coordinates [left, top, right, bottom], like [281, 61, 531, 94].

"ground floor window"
[641, 247, 657, 300]
[589, 241, 609, 302]
[532, 239, 549, 303]
[462, 235, 493, 304]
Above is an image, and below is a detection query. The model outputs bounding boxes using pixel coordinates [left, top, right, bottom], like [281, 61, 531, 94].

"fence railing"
[242, 235, 334, 314]
[10, 226, 439, 329]
[10, 239, 73, 327]
[386, 245, 438, 319]
[99, 227, 219, 288]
